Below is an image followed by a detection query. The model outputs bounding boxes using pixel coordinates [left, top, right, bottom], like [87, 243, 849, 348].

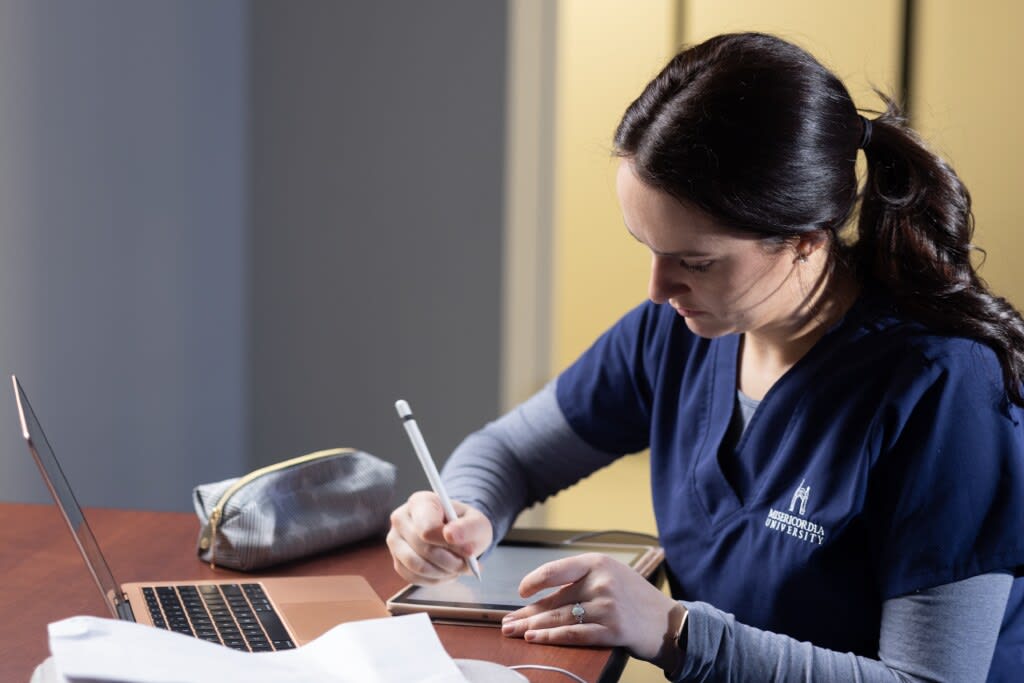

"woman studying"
[386, 33, 1024, 681]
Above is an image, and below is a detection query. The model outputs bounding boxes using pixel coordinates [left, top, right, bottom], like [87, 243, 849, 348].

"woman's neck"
[739, 262, 860, 400]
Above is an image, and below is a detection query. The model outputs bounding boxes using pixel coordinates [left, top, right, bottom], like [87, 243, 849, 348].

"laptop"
[11, 374, 390, 651]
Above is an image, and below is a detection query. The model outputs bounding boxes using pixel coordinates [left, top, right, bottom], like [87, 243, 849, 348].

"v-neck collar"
[689, 292, 874, 525]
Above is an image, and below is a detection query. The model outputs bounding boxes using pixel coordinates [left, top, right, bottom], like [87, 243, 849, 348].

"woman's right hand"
[386, 490, 493, 585]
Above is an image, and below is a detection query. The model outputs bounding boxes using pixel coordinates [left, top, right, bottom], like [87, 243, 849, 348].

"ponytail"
[855, 95, 1024, 405]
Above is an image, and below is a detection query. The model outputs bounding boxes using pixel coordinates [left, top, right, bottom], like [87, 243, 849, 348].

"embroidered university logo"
[789, 478, 810, 515]
[764, 478, 827, 546]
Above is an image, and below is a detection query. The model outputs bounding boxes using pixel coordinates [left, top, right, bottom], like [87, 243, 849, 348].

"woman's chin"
[683, 315, 733, 339]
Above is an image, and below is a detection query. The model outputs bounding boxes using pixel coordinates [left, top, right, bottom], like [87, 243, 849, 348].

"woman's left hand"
[500, 552, 686, 670]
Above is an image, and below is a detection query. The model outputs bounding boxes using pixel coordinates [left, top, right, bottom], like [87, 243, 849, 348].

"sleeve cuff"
[668, 601, 729, 682]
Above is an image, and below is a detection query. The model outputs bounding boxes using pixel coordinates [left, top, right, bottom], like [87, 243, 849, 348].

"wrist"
[654, 602, 688, 675]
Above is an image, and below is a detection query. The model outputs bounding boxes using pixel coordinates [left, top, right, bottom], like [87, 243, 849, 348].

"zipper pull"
[205, 507, 222, 570]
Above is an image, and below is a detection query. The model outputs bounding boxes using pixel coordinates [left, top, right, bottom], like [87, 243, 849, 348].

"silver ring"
[571, 602, 585, 624]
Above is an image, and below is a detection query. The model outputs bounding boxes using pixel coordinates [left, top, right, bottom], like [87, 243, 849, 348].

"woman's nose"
[648, 255, 689, 304]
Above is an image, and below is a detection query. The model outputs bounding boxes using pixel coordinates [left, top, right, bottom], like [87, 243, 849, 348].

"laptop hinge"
[115, 594, 136, 622]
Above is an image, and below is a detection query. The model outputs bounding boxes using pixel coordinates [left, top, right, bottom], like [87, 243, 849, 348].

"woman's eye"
[680, 260, 713, 273]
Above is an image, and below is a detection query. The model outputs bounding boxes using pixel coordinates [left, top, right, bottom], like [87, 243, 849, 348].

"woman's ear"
[795, 230, 829, 260]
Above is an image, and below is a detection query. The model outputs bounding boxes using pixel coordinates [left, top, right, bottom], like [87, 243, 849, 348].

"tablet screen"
[391, 543, 649, 611]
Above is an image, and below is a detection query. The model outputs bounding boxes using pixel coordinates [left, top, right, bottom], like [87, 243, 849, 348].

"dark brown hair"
[614, 32, 1024, 405]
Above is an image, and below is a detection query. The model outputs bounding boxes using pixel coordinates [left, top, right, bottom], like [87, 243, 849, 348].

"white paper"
[47, 612, 469, 683]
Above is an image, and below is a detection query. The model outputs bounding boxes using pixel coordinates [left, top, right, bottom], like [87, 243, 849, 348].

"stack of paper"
[40, 612, 470, 683]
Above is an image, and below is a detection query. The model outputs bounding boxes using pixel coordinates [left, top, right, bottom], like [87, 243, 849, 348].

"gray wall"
[248, 2, 506, 501]
[0, 1, 248, 510]
[0, 1, 506, 512]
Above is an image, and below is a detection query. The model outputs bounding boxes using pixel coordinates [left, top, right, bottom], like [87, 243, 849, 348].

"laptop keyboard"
[142, 583, 296, 651]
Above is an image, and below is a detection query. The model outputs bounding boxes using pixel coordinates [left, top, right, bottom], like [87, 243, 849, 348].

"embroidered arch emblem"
[788, 478, 810, 516]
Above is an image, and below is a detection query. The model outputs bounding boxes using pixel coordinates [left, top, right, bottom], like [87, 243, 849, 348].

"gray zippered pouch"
[193, 448, 397, 571]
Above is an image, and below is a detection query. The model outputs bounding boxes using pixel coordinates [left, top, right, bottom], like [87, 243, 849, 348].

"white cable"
[509, 663, 590, 683]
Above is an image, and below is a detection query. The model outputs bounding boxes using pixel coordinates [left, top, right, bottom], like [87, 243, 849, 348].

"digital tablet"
[386, 541, 664, 625]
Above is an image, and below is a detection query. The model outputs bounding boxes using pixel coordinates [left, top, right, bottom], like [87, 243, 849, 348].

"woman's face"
[615, 160, 806, 339]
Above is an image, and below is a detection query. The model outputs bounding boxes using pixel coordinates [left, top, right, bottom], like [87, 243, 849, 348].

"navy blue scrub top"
[556, 293, 1024, 676]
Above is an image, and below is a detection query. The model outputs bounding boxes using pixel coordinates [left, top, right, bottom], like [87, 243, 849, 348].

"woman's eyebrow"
[623, 224, 713, 258]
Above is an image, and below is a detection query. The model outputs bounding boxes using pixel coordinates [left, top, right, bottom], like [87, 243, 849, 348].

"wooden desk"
[0, 503, 628, 683]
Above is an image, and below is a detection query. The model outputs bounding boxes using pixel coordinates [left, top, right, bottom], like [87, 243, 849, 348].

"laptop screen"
[12, 375, 125, 619]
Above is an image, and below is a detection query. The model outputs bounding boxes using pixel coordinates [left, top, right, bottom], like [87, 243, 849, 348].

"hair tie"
[858, 115, 873, 150]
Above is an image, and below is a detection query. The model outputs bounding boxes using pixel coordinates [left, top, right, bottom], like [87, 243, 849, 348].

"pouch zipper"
[199, 447, 355, 569]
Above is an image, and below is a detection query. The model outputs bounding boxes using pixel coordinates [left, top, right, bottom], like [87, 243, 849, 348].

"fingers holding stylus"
[387, 491, 491, 584]
[440, 500, 493, 557]
[388, 492, 463, 583]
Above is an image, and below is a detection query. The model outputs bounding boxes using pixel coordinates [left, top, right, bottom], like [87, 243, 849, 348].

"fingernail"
[524, 631, 536, 642]
[501, 622, 514, 635]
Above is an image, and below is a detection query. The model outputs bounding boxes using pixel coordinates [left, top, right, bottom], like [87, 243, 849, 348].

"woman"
[387, 33, 1024, 681]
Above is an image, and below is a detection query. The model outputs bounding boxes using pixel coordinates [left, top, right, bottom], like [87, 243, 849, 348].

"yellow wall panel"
[912, 2, 1024, 309]
[552, 0, 676, 369]
[683, 0, 903, 111]
[537, 1, 676, 539]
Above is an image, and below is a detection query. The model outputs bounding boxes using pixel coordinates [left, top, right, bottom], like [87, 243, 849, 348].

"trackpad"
[282, 600, 391, 642]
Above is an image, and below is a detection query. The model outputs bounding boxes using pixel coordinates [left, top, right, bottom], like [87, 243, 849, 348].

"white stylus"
[395, 399, 482, 581]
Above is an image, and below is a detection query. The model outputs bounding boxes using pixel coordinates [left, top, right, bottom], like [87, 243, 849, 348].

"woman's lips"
[673, 305, 706, 317]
